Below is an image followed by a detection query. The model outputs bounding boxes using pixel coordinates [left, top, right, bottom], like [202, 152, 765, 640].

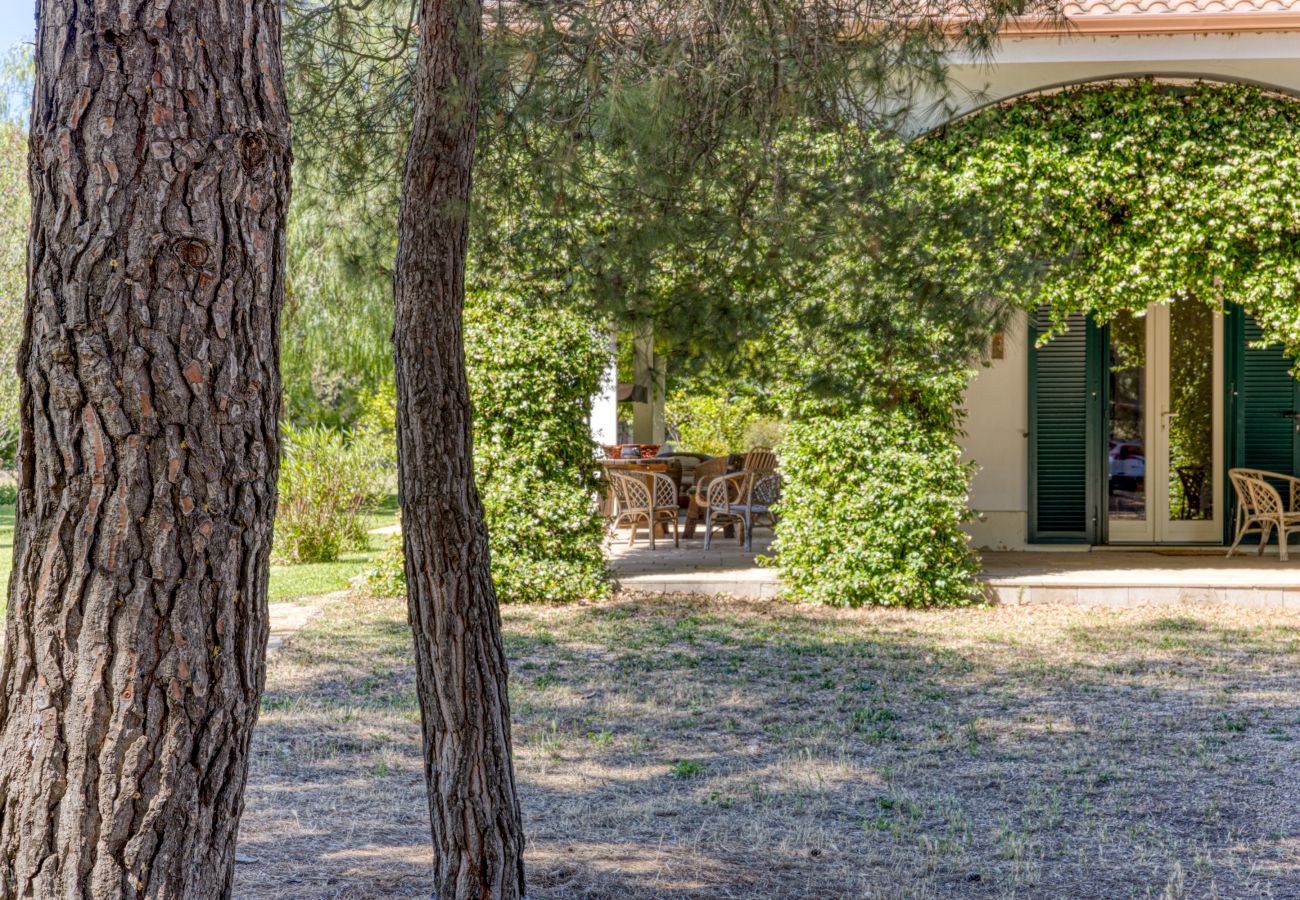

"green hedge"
[368, 290, 610, 603]
[774, 408, 981, 607]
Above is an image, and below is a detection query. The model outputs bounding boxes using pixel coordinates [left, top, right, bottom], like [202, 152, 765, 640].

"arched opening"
[918, 73, 1300, 136]
[912, 79, 1300, 550]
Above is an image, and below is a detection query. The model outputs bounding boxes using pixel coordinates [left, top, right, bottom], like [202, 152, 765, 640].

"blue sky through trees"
[0, 2, 32, 56]
[0, 1, 31, 122]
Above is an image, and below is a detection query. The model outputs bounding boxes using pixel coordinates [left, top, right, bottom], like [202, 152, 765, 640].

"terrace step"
[609, 537, 1300, 605]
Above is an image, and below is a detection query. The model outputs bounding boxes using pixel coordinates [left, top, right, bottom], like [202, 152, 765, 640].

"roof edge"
[989, 10, 1300, 36]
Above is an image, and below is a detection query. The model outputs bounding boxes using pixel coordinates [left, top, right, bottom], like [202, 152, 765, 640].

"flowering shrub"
[774, 408, 982, 608]
[367, 290, 610, 602]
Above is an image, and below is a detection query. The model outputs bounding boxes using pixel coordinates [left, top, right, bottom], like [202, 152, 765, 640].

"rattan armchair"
[683, 456, 729, 539]
[702, 469, 781, 552]
[1228, 467, 1300, 561]
[608, 470, 680, 549]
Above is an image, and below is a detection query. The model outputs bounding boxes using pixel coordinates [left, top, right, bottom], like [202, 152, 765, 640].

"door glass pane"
[1168, 302, 1214, 522]
[1108, 311, 1146, 520]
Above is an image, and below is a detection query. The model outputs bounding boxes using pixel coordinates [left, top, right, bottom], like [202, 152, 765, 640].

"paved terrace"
[608, 530, 1300, 606]
[608, 532, 781, 598]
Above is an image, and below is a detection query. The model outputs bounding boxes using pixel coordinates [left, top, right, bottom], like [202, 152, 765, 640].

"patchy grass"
[265, 497, 399, 604]
[238, 594, 1300, 898]
[266, 549, 380, 604]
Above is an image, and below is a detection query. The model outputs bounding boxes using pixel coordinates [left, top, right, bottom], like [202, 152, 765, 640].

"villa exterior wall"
[942, 28, 1300, 552]
[913, 32, 1300, 135]
[961, 315, 1032, 550]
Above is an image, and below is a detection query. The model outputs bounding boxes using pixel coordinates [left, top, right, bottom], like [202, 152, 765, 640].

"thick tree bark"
[394, 1, 526, 898]
[0, 3, 289, 897]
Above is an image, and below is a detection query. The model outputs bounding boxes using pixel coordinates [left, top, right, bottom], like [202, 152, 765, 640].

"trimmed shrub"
[469, 290, 610, 602]
[274, 423, 386, 564]
[774, 409, 981, 607]
[366, 290, 610, 603]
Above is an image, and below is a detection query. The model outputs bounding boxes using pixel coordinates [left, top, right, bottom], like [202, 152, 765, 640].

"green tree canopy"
[280, 0, 1053, 424]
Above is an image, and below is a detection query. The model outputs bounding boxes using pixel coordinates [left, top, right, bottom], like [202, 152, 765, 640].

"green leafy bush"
[775, 406, 981, 608]
[364, 536, 407, 598]
[353, 379, 399, 477]
[0, 121, 28, 465]
[666, 392, 761, 455]
[911, 80, 1300, 358]
[274, 423, 386, 564]
[665, 390, 783, 455]
[365, 290, 610, 603]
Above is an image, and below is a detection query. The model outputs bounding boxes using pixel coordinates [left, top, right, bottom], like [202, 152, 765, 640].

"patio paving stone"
[608, 528, 1300, 605]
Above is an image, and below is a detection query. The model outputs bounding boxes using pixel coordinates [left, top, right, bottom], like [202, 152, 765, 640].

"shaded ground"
[237, 594, 1300, 899]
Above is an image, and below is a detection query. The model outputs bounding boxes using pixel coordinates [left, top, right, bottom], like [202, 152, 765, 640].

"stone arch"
[919, 72, 1300, 136]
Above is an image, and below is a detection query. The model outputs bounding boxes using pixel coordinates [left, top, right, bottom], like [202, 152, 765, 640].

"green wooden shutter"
[1029, 309, 1104, 543]
[1238, 314, 1300, 477]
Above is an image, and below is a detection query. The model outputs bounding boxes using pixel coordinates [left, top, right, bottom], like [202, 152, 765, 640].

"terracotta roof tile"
[1060, 0, 1300, 13]
[993, 0, 1300, 33]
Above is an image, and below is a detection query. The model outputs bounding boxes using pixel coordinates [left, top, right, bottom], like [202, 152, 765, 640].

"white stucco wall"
[919, 31, 1300, 135]
[961, 315, 1030, 550]
[590, 332, 619, 447]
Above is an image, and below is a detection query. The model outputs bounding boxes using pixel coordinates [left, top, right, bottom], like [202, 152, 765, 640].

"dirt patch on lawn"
[236, 594, 1300, 898]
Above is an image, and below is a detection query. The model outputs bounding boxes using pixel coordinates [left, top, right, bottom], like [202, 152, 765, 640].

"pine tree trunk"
[394, 1, 526, 898]
[0, 3, 290, 896]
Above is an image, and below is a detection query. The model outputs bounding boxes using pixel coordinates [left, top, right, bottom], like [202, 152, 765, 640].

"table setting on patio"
[599, 445, 781, 551]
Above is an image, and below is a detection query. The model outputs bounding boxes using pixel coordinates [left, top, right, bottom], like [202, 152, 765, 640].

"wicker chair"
[682, 456, 729, 539]
[702, 469, 782, 552]
[608, 470, 680, 549]
[743, 447, 778, 472]
[1227, 467, 1300, 561]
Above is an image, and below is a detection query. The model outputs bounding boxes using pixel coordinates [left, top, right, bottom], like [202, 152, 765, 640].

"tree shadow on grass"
[239, 594, 1300, 899]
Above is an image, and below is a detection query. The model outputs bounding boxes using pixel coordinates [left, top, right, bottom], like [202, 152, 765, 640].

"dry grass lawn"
[236, 593, 1300, 899]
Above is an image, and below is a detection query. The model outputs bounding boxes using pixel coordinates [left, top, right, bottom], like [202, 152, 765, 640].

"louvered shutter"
[1029, 309, 1103, 543]
[1240, 315, 1300, 478]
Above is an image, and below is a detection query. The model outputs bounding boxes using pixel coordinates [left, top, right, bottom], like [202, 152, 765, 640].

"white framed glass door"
[1107, 302, 1223, 543]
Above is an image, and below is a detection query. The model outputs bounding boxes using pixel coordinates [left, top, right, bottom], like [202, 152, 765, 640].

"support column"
[590, 328, 619, 447]
[632, 323, 665, 444]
